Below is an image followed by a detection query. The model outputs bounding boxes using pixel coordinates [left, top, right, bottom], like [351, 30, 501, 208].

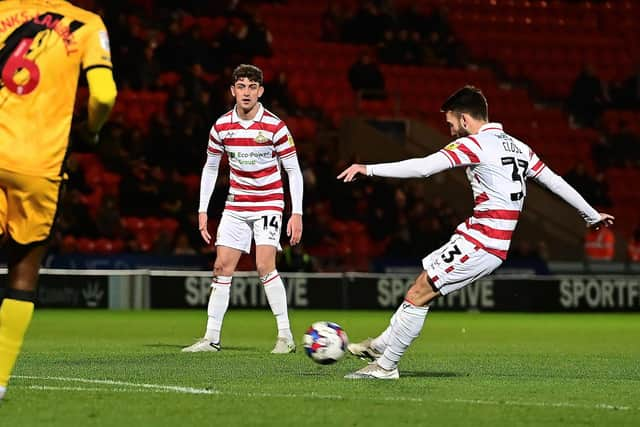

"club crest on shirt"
[288, 135, 295, 147]
[445, 142, 460, 151]
[254, 132, 269, 144]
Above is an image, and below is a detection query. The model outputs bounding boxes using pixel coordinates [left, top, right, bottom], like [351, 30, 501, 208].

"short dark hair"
[232, 64, 263, 85]
[440, 86, 488, 121]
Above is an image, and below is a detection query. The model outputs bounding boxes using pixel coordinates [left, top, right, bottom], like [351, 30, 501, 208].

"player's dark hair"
[232, 64, 263, 86]
[440, 85, 488, 121]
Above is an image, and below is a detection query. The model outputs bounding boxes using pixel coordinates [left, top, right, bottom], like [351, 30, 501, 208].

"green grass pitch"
[1, 309, 639, 426]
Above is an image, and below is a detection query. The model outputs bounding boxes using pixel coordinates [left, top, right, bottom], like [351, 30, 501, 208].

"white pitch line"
[15, 375, 216, 395]
[447, 398, 631, 412]
[13, 375, 634, 412]
[26, 385, 138, 393]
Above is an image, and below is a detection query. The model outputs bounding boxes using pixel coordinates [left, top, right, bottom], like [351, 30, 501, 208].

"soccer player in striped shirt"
[337, 86, 614, 379]
[182, 64, 303, 354]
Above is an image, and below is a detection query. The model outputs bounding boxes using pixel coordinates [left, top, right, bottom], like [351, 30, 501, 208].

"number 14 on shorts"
[261, 215, 279, 230]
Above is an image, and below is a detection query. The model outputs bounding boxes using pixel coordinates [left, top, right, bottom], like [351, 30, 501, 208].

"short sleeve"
[525, 149, 546, 178]
[438, 137, 482, 167]
[207, 125, 224, 156]
[273, 122, 297, 160]
[81, 16, 113, 70]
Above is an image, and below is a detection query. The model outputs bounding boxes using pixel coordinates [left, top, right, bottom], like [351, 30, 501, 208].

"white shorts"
[215, 212, 282, 253]
[422, 234, 502, 295]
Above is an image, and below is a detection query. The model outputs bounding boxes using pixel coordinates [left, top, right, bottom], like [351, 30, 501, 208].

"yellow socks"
[0, 298, 35, 388]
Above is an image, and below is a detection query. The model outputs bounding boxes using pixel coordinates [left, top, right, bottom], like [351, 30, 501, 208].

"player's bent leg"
[256, 245, 295, 354]
[349, 273, 439, 362]
[182, 245, 242, 353]
[406, 271, 441, 306]
[346, 272, 436, 379]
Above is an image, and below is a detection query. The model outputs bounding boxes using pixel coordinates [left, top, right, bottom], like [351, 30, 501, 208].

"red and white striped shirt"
[367, 123, 600, 260]
[199, 104, 303, 217]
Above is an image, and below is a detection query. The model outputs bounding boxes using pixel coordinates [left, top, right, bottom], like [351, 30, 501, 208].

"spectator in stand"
[173, 231, 198, 255]
[183, 63, 213, 102]
[442, 34, 468, 67]
[135, 44, 161, 90]
[348, 52, 387, 100]
[160, 169, 189, 220]
[156, 19, 189, 74]
[584, 226, 615, 261]
[193, 91, 224, 134]
[217, 21, 244, 63]
[396, 4, 428, 34]
[591, 172, 612, 208]
[245, 13, 273, 58]
[57, 189, 98, 238]
[151, 230, 174, 255]
[612, 64, 640, 109]
[263, 71, 294, 113]
[95, 195, 124, 240]
[343, 1, 391, 44]
[321, 0, 345, 42]
[119, 161, 161, 217]
[564, 162, 596, 200]
[386, 216, 413, 259]
[391, 29, 423, 65]
[303, 202, 338, 251]
[627, 226, 640, 262]
[566, 65, 609, 128]
[65, 154, 92, 195]
[609, 120, 640, 168]
[426, 6, 453, 39]
[378, 29, 400, 64]
[279, 244, 315, 272]
[183, 26, 210, 69]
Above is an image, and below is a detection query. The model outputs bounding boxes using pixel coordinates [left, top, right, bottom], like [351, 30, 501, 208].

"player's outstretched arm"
[533, 167, 615, 228]
[337, 164, 366, 182]
[338, 153, 453, 182]
[590, 213, 615, 230]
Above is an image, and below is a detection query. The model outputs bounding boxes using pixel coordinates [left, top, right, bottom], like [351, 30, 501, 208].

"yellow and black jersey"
[0, 0, 112, 177]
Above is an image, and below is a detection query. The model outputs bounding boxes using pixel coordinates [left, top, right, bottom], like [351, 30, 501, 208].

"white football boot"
[271, 337, 296, 354]
[344, 362, 399, 380]
[347, 338, 383, 361]
[0, 386, 5, 401]
[181, 338, 221, 353]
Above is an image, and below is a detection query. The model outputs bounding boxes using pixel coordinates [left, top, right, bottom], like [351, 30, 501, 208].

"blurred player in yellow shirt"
[0, 0, 117, 400]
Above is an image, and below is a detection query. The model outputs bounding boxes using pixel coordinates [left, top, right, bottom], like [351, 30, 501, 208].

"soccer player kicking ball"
[182, 64, 303, 354]
[337, 86, 614, 379]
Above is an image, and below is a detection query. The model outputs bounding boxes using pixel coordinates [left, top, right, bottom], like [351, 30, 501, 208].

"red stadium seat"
[122, 216, 145, 233]
[161, 218, 180, 236]
[75, 237, 96, 254]
[61, 235, 77, 253]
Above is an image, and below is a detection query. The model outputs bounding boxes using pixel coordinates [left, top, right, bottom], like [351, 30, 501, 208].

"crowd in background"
[50, 0, 640, 270]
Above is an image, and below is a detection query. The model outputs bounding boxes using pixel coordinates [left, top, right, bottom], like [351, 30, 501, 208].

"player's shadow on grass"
[144, 344, 261, 351]
[401, 371, 465, 378]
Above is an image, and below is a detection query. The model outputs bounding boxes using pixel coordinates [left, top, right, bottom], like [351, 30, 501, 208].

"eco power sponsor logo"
[228, 150, 272, 166]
